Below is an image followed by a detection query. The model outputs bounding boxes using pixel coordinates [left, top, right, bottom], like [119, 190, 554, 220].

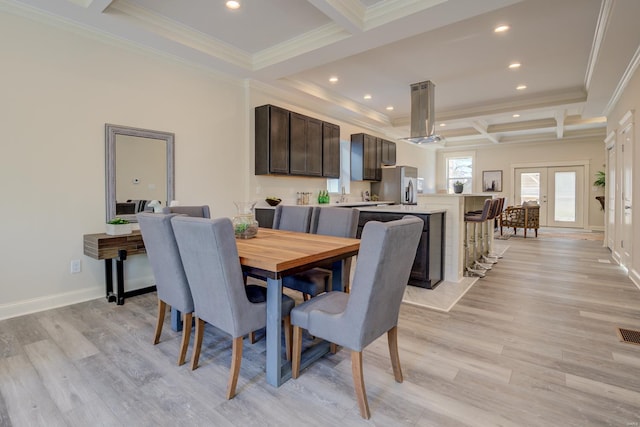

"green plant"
[454, 180, 463, 186]
[107, 217, 129, 225]
[593, 170, 605, 187]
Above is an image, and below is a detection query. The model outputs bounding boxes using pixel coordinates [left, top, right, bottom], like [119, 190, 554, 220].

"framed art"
[482, 170, 502, 192]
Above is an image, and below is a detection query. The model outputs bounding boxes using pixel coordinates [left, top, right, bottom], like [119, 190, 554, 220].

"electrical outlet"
[70, 259, 81, 274]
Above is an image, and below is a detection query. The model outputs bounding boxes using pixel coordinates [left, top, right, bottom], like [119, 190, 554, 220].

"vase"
[233, 201, 259, 239]
[453, 184, 464, 194]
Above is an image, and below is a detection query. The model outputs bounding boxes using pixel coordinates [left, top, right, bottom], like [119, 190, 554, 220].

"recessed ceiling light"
[363, 94, 372, 100]
[516, 84, 527, 90]
[513, 114, 520, 118]
[494, 25, 510, 33]
[329, 76, 338, 83]
[386, 106, 394, 111]
[509, 62, 521, 69]
[439, 123, 446, 127]
[226, 1, 240, 10]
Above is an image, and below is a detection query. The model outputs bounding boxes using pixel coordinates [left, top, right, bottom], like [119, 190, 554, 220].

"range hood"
[403, 80, 442, 144]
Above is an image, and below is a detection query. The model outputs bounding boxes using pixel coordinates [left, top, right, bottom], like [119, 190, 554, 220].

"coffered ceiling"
[7, 0, 640, 148]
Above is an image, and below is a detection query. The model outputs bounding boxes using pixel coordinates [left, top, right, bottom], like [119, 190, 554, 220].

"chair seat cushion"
[245, 284, 295, 316]
[282, 268, 330, 297]
[290, 291, 348, 331]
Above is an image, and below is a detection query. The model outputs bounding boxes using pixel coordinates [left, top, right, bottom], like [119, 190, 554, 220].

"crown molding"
[585, 0, 613, 91]
[364, 0, 448, 31]
[307, 0, 364, 33]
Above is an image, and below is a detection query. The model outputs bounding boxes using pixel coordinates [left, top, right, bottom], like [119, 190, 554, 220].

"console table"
[83, 230, 154, 305]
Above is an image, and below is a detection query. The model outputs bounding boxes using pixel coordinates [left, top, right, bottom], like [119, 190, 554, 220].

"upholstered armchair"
[499, 204, 540, 238]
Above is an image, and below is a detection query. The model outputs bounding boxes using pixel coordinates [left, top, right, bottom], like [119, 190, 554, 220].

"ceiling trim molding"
[364, 0, 448, 31]
[604, 44, 640, 117]
[471, 120, 500, 144]
[585, 0, 613, 91]
[253, 23, 350, 70]
[109, 0, 252, 70]
[307, 0, 364, 33]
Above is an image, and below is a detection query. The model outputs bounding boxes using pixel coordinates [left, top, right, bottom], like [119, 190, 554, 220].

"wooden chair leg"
[190, 318, 205, 371]
[177, 312, 192, 366]
[292, 326, 303, 379]
[248, 331, 257, 344]
[351, 350, 370, 419]
[330, 343, 338, 354]
[387, 326, 403, 383]
[226, 336, 243, 400]
[153, 299, 166, 345]
[283, 315, 292, 361]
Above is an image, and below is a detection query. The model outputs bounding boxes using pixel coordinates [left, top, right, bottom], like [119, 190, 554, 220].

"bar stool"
[464, 199, 492, 277]
[483, 197, 505, 263]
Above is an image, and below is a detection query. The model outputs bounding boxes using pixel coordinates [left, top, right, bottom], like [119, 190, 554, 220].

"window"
[327, 140, 351, 195]
[446, 156, 472, 193]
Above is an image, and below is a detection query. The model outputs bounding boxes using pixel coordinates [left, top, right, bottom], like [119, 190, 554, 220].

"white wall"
[435, 137, 606, 229]
[0, 9, 247, 318]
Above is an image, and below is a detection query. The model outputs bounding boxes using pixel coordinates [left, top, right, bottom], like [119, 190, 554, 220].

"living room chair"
[171, 216, 294, 399]
[136, 212, 194, 366]
[282, 207, 359, 299]
[272, 205, 313, 232]
[500, 202, 540, 238]
[290, 216, 423, 419]
[162, 205, 211, 218]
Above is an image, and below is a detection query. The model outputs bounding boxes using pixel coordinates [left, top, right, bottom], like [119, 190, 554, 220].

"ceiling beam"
[472, 120, 500, 144]
[307, 0, 365, 33]
[555, 109, 566, 139]
[87, 0, 115, 13]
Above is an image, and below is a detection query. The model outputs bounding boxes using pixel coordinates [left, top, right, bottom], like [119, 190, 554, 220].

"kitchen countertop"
[256, 201, 395, 209]
[355, 205, 446, 215]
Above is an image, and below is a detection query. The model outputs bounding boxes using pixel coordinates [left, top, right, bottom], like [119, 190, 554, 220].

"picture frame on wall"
[482, 170, 502, 192]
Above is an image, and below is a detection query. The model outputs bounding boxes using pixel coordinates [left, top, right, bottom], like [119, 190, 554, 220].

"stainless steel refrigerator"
[371, 166, 418, 205]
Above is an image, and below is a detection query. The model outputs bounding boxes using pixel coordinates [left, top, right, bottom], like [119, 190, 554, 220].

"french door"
[514, 166, 585, 228]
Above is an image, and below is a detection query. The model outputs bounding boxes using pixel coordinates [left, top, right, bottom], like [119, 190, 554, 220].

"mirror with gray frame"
[105, 124, 175, 222]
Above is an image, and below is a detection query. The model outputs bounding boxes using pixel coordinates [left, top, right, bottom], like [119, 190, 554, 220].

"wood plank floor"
[1, 236, 640, 426]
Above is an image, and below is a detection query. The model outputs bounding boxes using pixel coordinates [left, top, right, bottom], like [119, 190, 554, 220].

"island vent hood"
[403, 80, 443, 144]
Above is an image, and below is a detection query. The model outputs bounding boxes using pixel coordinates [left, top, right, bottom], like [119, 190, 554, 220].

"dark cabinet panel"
[356, 211, 444, 288]
[381, 139, 396, 166]
[255, 208, 275, 229]
[322, 122, 340, 178]
[351, 133, 380, 181]
[290, 113, 322, 176]
[255, 105, 289, 175]
[307, 117, 323, 176]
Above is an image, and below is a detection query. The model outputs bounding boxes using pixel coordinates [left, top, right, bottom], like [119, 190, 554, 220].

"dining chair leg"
[177, 312, 193, 366]
[283, 315, 292, 361]
[153, 299, 166, 345]
[292, 326, 303, 379]
[248, 331, 257, 344]
[190, 317, 205, 370]
[330, 343, 338, 354]
[226, 336, 243, 400]
[351, 350, 370, 419]
[387, 326, 403, 383]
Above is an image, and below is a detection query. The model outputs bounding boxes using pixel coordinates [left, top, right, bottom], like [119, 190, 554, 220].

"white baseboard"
[0, 287, 104, 321]
[630, 268, 640, 291]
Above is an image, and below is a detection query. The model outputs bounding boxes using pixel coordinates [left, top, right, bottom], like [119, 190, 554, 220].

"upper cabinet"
[322, 122, 340, 178]
[255, 105, 340, 178]
[255, 105, 289, 175]
[350, 133, 396, 181]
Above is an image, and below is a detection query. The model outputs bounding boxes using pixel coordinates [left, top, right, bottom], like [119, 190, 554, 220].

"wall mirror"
[106, 124, 175, 222]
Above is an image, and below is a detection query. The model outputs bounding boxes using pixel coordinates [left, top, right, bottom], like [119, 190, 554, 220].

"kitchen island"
[355, 205, 445, 289]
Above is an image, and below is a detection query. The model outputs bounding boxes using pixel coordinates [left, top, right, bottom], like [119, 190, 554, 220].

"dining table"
[236, 228, 360, 387]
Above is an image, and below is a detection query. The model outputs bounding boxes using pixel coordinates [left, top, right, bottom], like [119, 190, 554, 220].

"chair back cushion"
[161, 205, 211, 218]
[309, 216, 422, 351]
[311, 207, 359, 238]
[136, 213, 194, 313]
[273, 205, 313, 232]
[171, 216, 265, 337]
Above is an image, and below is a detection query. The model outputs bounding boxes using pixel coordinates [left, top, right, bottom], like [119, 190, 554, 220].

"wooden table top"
[236, 228, 360, 277]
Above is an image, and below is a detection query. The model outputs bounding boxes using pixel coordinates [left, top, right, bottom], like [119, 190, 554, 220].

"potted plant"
[106, 217, 132, 235]
[453, 180, 464, 194]
[593, 170, 605, 210]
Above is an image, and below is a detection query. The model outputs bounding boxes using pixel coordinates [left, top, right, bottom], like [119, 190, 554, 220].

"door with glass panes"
[514, 166, 584, 228]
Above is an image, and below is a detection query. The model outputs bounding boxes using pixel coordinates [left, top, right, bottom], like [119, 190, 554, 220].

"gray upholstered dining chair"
[282, 207, 359, 299]
[162, 205, 211, 218]
[290, 216, 423, 419]
[136, 212, 194, 366]
[272, 205, 313, 232]
[171, 216, 294, 399]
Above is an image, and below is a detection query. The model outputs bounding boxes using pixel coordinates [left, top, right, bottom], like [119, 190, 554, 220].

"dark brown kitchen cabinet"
[381, 139, 396, 166]
[255, 105, 289, 175]
[322, 122, 340, 178]
[357, 210, 444, 289]
[290, 112, 322, 176]
[351, 133, 380, 181]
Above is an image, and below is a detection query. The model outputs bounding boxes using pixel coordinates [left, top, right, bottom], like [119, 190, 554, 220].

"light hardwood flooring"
[1, 236, 640, 426]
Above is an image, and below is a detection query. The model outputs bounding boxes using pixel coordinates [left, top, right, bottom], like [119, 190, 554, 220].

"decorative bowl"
[265, 198, 281, 206]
